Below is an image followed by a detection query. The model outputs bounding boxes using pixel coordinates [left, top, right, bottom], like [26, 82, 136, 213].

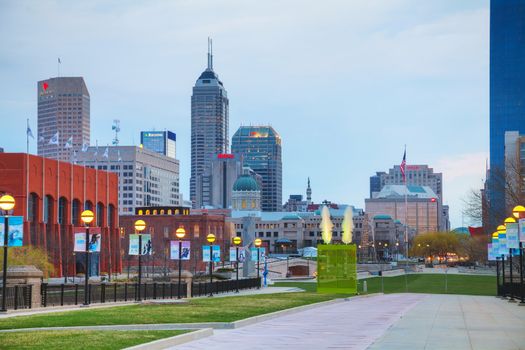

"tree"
[410, 232, 460, 262]
[0, 246, 54, 278]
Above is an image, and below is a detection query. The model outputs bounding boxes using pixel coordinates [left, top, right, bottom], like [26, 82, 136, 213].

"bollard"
[363, 280, 368, 293]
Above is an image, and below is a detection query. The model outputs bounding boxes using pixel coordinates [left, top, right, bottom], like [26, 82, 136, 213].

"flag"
[103, 147, 109, 159]
[58, 57, 61, 64]
[117, 150, 122, 162]
[49, 132, 59, 145]
[72, 150, 78, 164]
[93, 145, 98, 157]
[64, 136, 73, 149]
[400, 149, 406, 183]
[82, 142, 89, 152]
[27, 126, 34, 139]
[38, 135, 45, 143]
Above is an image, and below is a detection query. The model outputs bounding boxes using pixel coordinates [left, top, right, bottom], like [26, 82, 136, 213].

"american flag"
[400, 149, 406, 183]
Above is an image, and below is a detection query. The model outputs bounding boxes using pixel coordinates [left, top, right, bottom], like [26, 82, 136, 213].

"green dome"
[233, 175, 260, 191]
[373, 215, 392, 220]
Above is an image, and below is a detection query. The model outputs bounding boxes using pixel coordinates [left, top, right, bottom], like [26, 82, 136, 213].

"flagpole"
[26, 119, 30, 221]
[57, 133, 60, 224]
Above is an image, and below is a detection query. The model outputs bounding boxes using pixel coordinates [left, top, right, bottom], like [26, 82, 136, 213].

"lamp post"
[134, 219, 146, 302]
[0, 195, 15, 312]
[233, 237, 242, 293]
[80, 209, 94, 306]
[504, 217, 517, 302]
[206, 233, 216, 297]
[497, 224, 507, 298]
[512, 205, 525, 305]
[254, 238, 262, 288]
[175, 226, 186, 299]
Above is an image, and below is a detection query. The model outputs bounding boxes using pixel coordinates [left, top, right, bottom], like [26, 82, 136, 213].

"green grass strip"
[0, 292, 343, 330]
[0, 330, 188, 350]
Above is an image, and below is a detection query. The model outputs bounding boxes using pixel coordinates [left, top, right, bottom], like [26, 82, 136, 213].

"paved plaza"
[171, 294, 525, 350]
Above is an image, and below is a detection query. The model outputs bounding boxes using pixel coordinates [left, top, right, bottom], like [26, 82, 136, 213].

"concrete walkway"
[369, 294, 525, 350]
[169, 293, 425, 350]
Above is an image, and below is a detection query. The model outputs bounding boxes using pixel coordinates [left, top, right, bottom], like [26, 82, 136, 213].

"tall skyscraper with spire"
[190, 38, 229, 206]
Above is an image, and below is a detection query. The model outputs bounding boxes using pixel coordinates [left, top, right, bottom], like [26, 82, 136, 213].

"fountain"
[317, 205, 357, 294]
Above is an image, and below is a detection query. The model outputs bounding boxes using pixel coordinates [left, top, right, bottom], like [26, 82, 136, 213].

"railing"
[0, 284, 32, 310]
[191, 277, 261, 297]
[41, 282, 187, 307]
[497, 255, 524, 302]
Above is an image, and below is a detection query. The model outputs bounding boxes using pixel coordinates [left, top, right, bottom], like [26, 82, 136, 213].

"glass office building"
[489, 0, 525, 223]
[232, 126, 282, 212]
[141, 131, 176, 159]
[190, 40, 229, 206]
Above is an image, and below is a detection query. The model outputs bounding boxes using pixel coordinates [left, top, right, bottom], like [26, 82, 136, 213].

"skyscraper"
[141, 130, 176, 159]
[489, 1, 525, 224]
[232, 126, 282, 212]
[37, 77, 90, 161]
[190, 39, 229, 207]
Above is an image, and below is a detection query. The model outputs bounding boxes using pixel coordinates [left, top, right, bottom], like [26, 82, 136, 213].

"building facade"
[231, 126, 282, 212]
[141, 131, 176, 159]
[489, 1, 525, 225]
[77, 146, 181, 215]
[37, 77, 90, 162]
[190, 41, 229, 206]
[195, 154, 242, 209]
[0, 153, 120, 277]
[365, 185, 440, 235]
[119, 210, 231, 274]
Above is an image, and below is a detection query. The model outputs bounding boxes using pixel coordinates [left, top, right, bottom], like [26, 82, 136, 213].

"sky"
[0, 0, 489, 228]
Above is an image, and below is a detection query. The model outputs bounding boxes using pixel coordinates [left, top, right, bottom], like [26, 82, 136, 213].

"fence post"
[75, 284, 79, 305]
[124, 283, 128, 302]
[27, 285, 32, 309]
[114, 283, 117, 303]
[14, 285, 19, 310]
[153, 282, 157, 300]
[60, 284, 65, 306]
[42, 283, 47, 307]
[101, 283, 106, 303]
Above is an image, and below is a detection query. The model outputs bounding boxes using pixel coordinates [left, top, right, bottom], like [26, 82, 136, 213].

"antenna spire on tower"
[207, 37, 213, 70]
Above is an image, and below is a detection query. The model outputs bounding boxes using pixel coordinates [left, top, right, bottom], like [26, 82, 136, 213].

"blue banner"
[498, 233, 508, 255]
[203, 245, 220, 262]
[506, 223, 519, 249]
[0, 216, 24, 247]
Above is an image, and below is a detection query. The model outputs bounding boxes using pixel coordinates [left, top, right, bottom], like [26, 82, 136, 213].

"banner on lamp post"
[519, 219, 525, 242]
[203, 245, 220, 262]
[170, 241, 191, 260]
[0, 216, 24, 247]
[506, 223, 519, 249]
[128, 234, 152, 255]
[498, 233, 508, 255]
[250, 247, 266, 261]
[73, 232, 101, 252]
[488, 243, 498, 261]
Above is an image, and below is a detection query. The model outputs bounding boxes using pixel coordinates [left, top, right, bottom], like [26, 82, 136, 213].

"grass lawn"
[274, 274, 496, 296]
[0, 330, 187, 350]
[0, 292, 345, 330]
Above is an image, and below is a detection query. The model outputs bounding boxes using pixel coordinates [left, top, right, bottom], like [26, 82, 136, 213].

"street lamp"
[0, 195, 15, 312]
[233, 236, 242, 293]
[254, 238, 262, 287]
[80, 209, 94, 306]
[512, 205, 525, 305]
[206, 233, 216, 297]
[134, 219, 146, 301]
[175, 226, 186, 299]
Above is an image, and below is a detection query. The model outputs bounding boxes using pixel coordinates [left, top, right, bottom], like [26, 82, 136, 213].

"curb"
[123, 328, 214, 350]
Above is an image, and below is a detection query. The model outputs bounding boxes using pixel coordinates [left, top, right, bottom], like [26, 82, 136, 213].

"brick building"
[119, 209, 233, 274]
[0, 153, 120, 277]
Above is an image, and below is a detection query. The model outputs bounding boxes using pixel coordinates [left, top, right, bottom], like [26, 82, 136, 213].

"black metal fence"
[41, 282, 187, 307]
[0, 284, 32, 310]
[191, 277, 261, 297]
[496, 254, 524, 303]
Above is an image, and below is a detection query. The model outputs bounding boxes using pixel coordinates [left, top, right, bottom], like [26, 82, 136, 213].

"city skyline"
[0, 1, 489, 227]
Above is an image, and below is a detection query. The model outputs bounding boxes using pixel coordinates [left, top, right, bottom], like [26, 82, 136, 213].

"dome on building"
[373, 215, 392, 220]
[233, 175, 260, 192]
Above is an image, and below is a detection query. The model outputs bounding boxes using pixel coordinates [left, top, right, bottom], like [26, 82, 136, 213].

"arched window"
[72, 199, 81, 226]
[84, 200, 93, 211]
[96, 202, 104, 227]
[44, 195, 54, 224]
[58, 197, 68, 224]
[242, 199, 247, 209]
[28, 193, 39, 222]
